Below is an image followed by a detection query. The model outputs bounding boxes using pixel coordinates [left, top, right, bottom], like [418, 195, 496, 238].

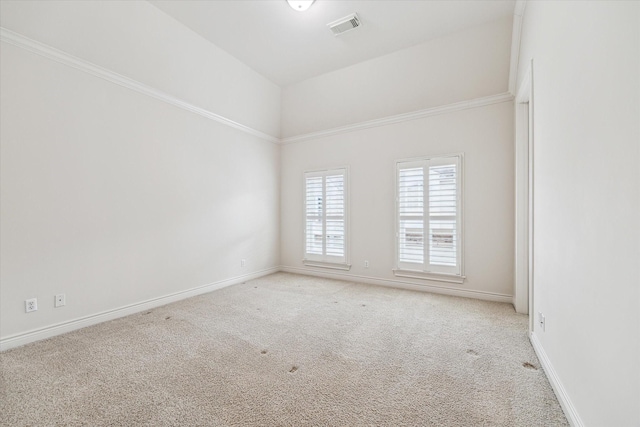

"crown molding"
[508, 0, 527, 96]
[280, 92, 514, 145]
[2, 26, 516, 147]
[0, 27, 280, 144]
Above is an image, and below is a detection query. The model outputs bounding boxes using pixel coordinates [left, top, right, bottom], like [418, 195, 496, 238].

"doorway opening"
[514, 61, 533, 332]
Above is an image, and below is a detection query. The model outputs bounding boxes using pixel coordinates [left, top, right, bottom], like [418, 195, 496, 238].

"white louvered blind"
[398, 167, 424, 265]
[429, 164, 457, 267]
[305, 176, 323, 256]
[304, 169, 347, 264]
[397, 156, 461, 275]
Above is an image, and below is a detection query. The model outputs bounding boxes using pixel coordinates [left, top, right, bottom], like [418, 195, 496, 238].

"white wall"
[281, 16, 512, 138]
[281, 100, 514, 299]
[516, 1, 640, 425]
[280, 15, 515, 300]
[0, 0, 281, 137]
[0, 2, 280, 344]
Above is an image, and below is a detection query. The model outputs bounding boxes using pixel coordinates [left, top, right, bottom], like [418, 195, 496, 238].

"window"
[303, 168, 350, 270]
[395, 154, 464, 282]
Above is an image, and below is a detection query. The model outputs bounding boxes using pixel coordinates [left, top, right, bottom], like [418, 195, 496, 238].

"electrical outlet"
[364, 260, 369, 268]
[241, 259, 246, 268]
[538, 312, 545, 332]
[55, 294, 66, 308]
[25, 298, 37, 313]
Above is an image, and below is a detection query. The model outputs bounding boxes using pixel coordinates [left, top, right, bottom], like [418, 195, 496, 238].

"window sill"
[392, 269, 465, 284]
[303, 260, 352, 271]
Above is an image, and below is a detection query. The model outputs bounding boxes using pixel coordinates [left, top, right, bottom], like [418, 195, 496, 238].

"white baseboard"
[529, 332, 584, 427]
[0, 267, 279, 352]
[280, 266, 513, 303]
[1, 266, 512, 351]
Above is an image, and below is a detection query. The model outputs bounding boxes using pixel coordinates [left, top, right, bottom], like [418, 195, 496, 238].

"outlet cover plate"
[55, 294, 66, 308]
[26, 298, 38, 313]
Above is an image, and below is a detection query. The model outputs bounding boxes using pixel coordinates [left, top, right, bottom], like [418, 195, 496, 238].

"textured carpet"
[1, 273, 567, 426]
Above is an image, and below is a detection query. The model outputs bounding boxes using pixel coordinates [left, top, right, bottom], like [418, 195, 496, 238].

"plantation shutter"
[428, 158, 458, 271]
[325, 174, 345, 258]
[305, 176, 323, 256]
[397, 155, 461, 276]
[398, 164, 425, 268]
[304, 169, 347, 264]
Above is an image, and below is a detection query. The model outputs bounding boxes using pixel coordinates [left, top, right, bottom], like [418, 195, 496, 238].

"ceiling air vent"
[327, 13, 361, 36]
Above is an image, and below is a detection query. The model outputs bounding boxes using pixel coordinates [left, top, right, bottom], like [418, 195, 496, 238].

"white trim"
[281, 93, 514, 144]
[0, 263, 514, 351]
[281, 266, 512, 303]
[0, 267, 279, 352]
[508, 1, 527, 96]
[517, 65, 533, 104]
[1, 27, 517, 148]
[302, 261, 352, 271]
[395, 153, 464, 278]
[529, 332, 585, 427]
[303, 166, 350, 266]
[1, 27, 516, 147]
[394, 152, 465, 169]
[514, 62, 533, 315]
[392, 269, 465, 284]
[0, 27, 280, 144]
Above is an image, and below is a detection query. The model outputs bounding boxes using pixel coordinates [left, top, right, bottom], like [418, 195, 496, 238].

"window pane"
[399, 167, 424, 264]
[428, 164, 457, 266]
[305, 218, 323, 255]
[399, 220, 424, 263]
[326, 219, 344, 257]
[325, 174, 345, 257]
[305, 176, 323, 218]
[305, 176, 323, 255]
[304, 171, 347, 262]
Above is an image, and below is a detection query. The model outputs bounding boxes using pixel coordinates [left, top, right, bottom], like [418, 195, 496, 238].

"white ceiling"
[150, 0, 515, 87]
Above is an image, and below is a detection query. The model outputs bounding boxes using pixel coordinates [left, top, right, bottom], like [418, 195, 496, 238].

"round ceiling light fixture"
[287, 0, 315, 12]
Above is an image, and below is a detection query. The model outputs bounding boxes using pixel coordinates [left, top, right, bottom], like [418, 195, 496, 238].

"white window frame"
[393, 153, 465, 284]
[303, 167, 351, 270]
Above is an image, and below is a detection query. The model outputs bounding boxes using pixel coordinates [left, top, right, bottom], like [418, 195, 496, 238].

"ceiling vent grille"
[327, 13, 361, 36]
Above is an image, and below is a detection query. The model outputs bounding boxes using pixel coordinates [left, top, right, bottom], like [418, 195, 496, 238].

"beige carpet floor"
[1, 272, 568, 426]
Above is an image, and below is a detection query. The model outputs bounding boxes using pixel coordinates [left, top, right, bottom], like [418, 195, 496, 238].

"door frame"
[514, 60, 534, 333]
